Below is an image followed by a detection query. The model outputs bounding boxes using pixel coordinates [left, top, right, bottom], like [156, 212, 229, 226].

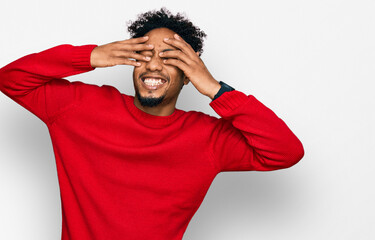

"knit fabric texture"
[0, 44, 304, 240]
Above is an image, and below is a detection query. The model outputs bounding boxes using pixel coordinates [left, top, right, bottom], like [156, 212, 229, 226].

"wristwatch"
[212, 81, 235, 101]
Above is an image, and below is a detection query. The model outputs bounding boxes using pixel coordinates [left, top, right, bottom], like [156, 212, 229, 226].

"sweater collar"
[124, 94, 184, 128]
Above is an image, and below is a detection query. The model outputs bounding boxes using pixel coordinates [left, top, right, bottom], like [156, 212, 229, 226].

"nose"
[145, 53, 163, 72]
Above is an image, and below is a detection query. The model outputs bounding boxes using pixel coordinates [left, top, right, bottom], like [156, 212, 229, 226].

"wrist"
[207, 80, 221, 100]
[211, 81, 235, 101]
[73, 44, 98, 70]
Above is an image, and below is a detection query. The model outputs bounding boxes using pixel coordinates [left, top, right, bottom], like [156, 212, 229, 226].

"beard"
[135, 91, 165, 107]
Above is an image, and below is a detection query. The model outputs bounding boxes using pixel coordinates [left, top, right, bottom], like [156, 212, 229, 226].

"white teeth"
[143, 78, 165, 86]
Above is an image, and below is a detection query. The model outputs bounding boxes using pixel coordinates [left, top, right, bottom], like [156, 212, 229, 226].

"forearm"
[0, 44, 97, 97]
[210, 90, 304, 171]
[0, 44, 97, 123]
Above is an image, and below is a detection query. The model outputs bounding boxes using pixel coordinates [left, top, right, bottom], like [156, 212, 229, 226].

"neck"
[133, 97, 177, 116]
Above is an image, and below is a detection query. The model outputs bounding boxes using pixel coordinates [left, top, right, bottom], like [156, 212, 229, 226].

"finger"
[115, 51, 151, 62]
[119, 43, 154, 52]
[163, 58, 189, 72]
[159, 50, 192, 65]
[164, 35, 196, 58]
[174, 33, 192, 46]
[118, 36, 149, 44]
[116, 58, 142, 67]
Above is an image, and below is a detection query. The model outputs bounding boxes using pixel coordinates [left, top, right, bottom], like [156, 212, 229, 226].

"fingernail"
[174, 34, 180, 39]
[147, 44, 154, 47]
[136, 62, 141, 66]
[164, 38, 169, 41]
[143, 36, 149, 38]
[144, 56, 151, 60]
[159, 52, 164, 56]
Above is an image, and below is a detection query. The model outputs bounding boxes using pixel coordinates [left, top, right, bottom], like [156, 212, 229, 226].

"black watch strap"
[212, 81, 235, 101]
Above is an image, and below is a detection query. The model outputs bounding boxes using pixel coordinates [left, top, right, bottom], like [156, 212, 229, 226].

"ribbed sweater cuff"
[72, 44, 98, 70]
[209, 90, 250, 117]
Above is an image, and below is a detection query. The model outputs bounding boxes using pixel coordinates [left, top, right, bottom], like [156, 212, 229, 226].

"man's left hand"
[160, 34, 221, 99]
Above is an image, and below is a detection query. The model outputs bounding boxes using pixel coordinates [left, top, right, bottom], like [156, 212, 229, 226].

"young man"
[0, 7, 304, 240]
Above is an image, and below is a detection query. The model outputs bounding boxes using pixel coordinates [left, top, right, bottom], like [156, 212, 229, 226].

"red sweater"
[0, 44, 304, 240]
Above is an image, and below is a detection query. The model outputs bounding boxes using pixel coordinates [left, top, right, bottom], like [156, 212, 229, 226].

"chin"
[135, 91, 165, 108]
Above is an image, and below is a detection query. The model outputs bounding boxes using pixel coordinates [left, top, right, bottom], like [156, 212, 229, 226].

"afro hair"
[127, 7, 207, 56]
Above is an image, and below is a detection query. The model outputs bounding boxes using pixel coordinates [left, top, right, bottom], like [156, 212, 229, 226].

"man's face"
[132, 27, 189, 107]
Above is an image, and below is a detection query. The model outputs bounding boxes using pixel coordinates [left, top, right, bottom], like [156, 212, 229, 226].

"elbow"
[255, 142, 304, 171]
[254, 136, 305, 171]
[283, 139, 305, 169]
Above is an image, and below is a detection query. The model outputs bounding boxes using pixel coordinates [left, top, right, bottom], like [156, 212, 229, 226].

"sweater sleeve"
[0, 44, 98, 124]
[207, 90, 304, 172]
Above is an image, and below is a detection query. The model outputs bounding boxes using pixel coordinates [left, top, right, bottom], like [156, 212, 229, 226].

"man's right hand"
[90, 36, 153, 68]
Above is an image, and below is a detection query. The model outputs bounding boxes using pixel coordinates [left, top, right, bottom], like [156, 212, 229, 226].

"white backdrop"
[0, 0, 374, 239]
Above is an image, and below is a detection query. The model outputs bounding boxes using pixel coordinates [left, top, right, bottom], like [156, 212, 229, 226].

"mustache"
[139, 72, 170, 82]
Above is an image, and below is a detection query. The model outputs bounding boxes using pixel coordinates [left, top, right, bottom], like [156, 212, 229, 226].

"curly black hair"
[127, 7, 207, 56]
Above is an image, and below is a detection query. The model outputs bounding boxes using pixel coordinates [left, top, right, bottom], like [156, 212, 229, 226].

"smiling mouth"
[142, 77, 167, 84]
[141, 77, 167, 90]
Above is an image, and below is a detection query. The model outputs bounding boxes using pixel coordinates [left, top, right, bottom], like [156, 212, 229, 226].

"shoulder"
[179, 110, 233, 140]
[69, 81, 122, 101]
[50, 80, 124, 109]
[182, 109, 222, 126]
[48, 78, 120, 95]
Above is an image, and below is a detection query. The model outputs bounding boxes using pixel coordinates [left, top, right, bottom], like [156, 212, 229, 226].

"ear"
[196, 52, 200, 56]
[183, 74, 190, 85]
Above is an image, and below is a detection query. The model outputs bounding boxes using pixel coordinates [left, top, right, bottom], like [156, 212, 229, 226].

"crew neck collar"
[124, 94, 184, 128]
